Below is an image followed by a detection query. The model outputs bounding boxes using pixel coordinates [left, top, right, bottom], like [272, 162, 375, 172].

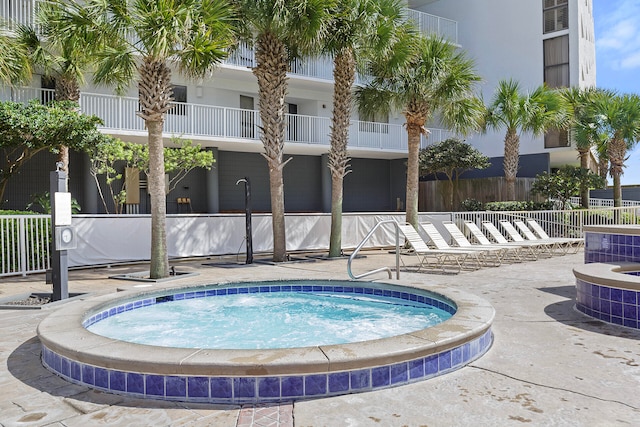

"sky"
[593, 0, 640, 185]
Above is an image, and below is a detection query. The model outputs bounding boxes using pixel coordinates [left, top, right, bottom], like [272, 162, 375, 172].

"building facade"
[0, 0, 595, 213]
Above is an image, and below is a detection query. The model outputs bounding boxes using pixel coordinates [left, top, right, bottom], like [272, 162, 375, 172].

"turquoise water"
[87, 292, 452, 349]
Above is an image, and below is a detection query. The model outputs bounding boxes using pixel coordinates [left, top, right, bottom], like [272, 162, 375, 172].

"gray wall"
[217, 151, 323, 213]
[3, 148, 411, 214]
[590, 187, 640, 202]
[458, 153, 551, 179]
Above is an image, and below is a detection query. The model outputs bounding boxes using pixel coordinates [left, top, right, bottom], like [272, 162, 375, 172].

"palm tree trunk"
[329, 177, 343, 257]
[608, 136, 626, 208]
[55, 76, 81, 180]
[147, 120, 169, 278]
[328, 48, 355, 258]
[503, 129, 519, 201]
[137, 58, 172, 278]
[578, 147, 590, 208]
[253, 31, 289, 262]
[598, 154, 608, 180]
[405, 119, 423, 229]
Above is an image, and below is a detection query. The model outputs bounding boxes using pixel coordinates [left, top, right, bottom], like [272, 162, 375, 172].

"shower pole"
[236, 177, 253, 264]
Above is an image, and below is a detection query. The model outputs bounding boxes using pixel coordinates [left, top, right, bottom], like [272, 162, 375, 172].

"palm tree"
[484, 79, 568, 201]
[560, 86, 599, 208]
[236, 0, 335, 262]
[0, 28, 31, 86]
[356, 34, 483, 229]
[324, 0, 408, 257]
[57, 0, 236, 278]
[589, 92, 640, 207]
[596, 138, 610, 180]
[16, 1, 102, 175]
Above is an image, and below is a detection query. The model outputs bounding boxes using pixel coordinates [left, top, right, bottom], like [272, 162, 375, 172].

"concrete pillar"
[206, 147, 220, 213]
[321, 154, 331, 213]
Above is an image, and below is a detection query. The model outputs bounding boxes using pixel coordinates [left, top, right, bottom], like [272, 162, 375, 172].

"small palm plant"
[323, 0, 409, 257]
[50, 0, 237, 278]
[484, 79, 569, 201]
[357, 34, 483, 229]
[236, 0, 335, 262]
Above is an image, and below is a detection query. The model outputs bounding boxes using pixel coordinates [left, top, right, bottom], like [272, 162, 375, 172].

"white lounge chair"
[481, 221, 549, 259]
[441, 221, 513, 265]
[497, 221, 556, 257]
[396, 223, 481, 273]
[525, 219, 583, 254]
[421, 221, 502, 267]
[462, 221, 529, 262]
[513, 220, 572, 255]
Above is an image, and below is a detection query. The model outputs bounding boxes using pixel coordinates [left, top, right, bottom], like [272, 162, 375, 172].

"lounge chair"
[525, 219, 583, 254]
[441, 221, 513, 265]
[481, 221, 549, 259]
[497, 221, 557, 257]
[420, 221, 502, 267]
[462, 221, 529, 262]
[396, 222, 481, 273]
[512, 220, 571, 255]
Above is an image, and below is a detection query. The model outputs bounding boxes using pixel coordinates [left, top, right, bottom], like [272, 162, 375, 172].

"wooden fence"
[419, 177, 539, 212]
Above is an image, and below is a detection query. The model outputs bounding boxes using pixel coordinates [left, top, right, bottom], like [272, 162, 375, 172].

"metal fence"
[0, 215, 50, 277]
[569, 197, 640, 207]
[2, 205, 639, 277]
[452, 206, 640, 240]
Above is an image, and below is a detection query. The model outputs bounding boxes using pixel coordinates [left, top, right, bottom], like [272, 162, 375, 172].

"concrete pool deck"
[0, 249, 639, 426]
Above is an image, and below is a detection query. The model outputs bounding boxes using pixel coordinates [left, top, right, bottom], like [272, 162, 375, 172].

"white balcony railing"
[1, 0, 458, 81]
[5, 87, 458, 152]
[406, 9, 458, 45]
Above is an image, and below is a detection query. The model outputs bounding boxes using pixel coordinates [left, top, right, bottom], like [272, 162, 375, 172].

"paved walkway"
[0, 249, 639, 426]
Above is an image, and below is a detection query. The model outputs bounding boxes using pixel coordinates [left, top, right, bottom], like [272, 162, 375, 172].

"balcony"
[0, 0, 458, 82]
[4, 87, 458, 155]
[226, 10, 458, 81]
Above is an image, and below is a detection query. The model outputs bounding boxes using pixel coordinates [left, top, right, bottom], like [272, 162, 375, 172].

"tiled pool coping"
[583, 225, 640, 264]
[38, 280, 494, 404]
[574, 262, 640, 330]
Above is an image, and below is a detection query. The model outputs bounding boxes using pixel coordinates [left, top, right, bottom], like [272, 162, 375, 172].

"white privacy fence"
[3, 206, 640, 277]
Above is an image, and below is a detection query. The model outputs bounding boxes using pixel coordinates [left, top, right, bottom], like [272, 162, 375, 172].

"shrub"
[484, 201, 554, 211]
[461, 198, 484, 211]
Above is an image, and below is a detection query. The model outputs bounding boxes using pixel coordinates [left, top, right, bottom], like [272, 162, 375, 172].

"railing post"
[223, 107, 227, 138]
[18, 217, 27, 276]
[118, 97, 122, 129]
[190, 104, 194, 135]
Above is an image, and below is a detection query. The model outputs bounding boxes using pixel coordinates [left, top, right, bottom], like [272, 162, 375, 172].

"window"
[239, 95, 255, 138]
[543, 0, 568, 33]
[544, 128, 569, 149]
[286, 103, 298, 141]
[544, 35, 569, 88]
[169, 85, 187, 115]
[543, 35, 570, 148]
[41, 76, 56, 104]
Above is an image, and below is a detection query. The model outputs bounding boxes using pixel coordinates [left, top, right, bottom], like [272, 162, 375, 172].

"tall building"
[0, 0, 595, 213]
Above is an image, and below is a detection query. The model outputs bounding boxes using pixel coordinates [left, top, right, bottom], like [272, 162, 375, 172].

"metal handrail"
[347, 220, 400, 280]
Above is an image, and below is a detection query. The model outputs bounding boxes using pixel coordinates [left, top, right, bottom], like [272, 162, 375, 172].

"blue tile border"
[41, 328, 492, 404]
[579, 230, 640, 330]
[584, 231, 640, 264]
[82, 281, 457, 329]
[576, 278, 640, 330]
[41, 279, 493, 404]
